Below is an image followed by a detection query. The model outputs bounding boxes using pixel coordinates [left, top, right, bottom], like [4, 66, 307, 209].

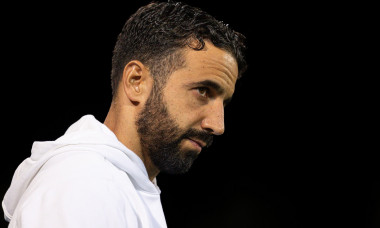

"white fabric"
[2, 115, 167, 228]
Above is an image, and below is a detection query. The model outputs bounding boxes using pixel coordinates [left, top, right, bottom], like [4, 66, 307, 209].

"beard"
[136, 86, 213, 174]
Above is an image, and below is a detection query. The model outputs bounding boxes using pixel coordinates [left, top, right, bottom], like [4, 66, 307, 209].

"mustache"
[182, 129, 214, 148]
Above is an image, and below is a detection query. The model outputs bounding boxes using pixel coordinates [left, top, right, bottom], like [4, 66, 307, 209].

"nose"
[201, 100, 225, 136]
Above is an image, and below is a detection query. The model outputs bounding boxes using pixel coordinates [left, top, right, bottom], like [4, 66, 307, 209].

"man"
[3, 1, 246, 227]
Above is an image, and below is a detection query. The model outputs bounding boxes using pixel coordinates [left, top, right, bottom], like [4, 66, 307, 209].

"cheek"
[166, 97, 203, 129]
[163, 85, 205, 129]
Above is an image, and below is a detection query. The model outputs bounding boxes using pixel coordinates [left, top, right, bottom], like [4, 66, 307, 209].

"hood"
[2, 115, 159, 221]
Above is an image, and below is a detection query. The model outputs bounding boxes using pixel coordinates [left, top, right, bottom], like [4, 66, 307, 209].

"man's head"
[111, 1, 246, 96]
[108, 1, 246, 175]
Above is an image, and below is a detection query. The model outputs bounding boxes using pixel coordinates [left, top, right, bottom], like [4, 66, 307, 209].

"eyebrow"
[186, 80, 233, 106]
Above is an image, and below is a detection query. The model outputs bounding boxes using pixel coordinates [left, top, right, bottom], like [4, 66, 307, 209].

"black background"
[1, 1, 377, 227]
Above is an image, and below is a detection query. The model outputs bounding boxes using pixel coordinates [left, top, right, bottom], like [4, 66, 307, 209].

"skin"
[104, 41, 238, 181]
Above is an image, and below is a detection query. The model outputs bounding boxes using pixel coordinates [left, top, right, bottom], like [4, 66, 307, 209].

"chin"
[160, 149, 198, 175]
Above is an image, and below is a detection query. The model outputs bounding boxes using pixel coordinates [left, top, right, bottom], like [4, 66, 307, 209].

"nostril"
[204, 127, 214, 134]
[213, 127, 224, 136]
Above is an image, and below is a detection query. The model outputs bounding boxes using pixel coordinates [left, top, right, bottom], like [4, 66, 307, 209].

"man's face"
[136, 42, 238, 174]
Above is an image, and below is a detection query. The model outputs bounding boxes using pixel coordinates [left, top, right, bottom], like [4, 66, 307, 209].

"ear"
[121, 60, 153, 105]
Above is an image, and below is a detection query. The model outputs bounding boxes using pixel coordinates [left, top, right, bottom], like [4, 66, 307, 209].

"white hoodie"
[2, 115, 167, 228]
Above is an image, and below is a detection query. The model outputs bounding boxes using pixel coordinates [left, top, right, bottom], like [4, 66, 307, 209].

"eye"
[197, 87, 209, 97]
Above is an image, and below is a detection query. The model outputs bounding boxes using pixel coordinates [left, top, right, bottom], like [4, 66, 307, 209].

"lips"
[182, 129, 213, 149]
[188, 138, 206, 148]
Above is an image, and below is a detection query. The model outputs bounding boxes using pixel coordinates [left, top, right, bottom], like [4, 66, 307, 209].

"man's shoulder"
[21, 150, 134, 206]
[12, 151, 140, 228]
[33, 150, 128, 189]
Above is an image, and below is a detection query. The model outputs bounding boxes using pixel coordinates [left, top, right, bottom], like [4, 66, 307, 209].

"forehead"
[174, 42, 239, 95]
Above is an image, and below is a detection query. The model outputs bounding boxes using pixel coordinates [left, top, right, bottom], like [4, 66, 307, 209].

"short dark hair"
[111, 1, 247, 97]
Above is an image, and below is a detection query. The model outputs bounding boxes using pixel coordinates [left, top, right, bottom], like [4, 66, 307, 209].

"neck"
[104, 101, 160, 181]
